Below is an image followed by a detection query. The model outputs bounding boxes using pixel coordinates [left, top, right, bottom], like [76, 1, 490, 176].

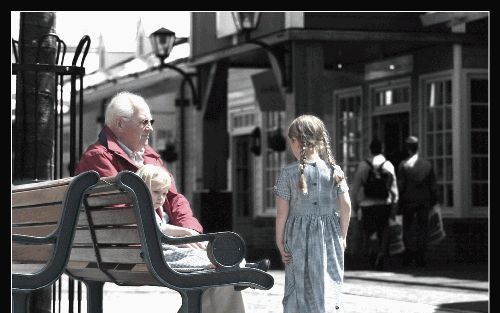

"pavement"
[57, 261, 489, 313]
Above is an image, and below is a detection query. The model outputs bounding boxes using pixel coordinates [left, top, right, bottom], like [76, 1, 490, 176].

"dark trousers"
[401, 202, 431, 265]
[360, 204, 391, 263]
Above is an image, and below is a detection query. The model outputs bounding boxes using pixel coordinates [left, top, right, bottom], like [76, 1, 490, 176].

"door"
[232, 135, 253, 222]
[372, 113, 409, 169]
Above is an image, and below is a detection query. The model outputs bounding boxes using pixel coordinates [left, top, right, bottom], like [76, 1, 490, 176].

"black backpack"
[363, 159, 392, 199]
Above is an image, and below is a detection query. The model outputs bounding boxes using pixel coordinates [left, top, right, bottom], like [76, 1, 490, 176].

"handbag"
[388, 215, 405, 256]
[427, 204, 446, 245]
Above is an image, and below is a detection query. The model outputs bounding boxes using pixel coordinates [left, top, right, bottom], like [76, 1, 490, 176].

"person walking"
[350, 138, 398, 270]
[398, 136, 438, 267]
[274, 114, 352, 312]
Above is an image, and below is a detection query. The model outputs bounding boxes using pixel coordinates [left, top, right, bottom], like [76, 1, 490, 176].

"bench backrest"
[12, 171, 100, 291]
[66, 173, 161, 286]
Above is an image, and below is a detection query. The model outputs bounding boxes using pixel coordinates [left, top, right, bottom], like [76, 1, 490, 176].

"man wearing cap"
[397, 136, 438, 267]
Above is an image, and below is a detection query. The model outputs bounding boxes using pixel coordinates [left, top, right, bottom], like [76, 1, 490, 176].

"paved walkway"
[57, 262, 488, 313]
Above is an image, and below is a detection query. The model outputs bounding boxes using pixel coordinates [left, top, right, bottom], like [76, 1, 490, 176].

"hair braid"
[298, 132, 309, 195]
[322, 130, 344, 185]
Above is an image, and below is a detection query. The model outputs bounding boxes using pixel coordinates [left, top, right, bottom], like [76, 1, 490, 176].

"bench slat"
[12, 184, 69, 207]
[12, 204, 63, 225]
[85, 192, 132, 207]
[12, 244, 53, 263]
[74, 227, 141, 245]
[77, 207, 136, 226]
[12, 224, 58, 237]
[69, 246, 144, 264]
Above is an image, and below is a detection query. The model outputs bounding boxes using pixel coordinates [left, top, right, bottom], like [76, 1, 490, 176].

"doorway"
[372, 112, 409, 169]
[232, 135, 253, 221]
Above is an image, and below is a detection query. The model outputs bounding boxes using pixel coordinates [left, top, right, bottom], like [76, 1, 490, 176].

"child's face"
[150, 180, 169, 209]
[289, 137, 300, 160]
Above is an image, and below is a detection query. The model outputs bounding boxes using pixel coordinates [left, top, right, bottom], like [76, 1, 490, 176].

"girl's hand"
[278, 245, 292, 265]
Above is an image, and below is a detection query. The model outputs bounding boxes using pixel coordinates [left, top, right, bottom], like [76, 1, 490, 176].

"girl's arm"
[338, 192, 352, 250]
[275, 196, 292, 264]
[159, 223, 207, 249]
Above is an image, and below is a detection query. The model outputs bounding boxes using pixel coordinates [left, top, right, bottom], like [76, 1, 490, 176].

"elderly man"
[75, 91, 253, 313]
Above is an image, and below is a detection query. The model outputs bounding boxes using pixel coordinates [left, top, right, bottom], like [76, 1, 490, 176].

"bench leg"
[83, 281, 105, 313]
[177, 290, 203, 313]
[12, 290, 31, 313]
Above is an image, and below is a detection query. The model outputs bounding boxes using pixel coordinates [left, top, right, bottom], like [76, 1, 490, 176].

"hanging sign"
[251, 70, 285, 112]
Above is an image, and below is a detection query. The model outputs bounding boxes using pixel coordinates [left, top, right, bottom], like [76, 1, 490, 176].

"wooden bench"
[55, 170, 273, 313]
[12, 170, 101, 313]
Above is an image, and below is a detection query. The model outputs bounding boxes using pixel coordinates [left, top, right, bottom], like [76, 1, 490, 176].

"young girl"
[274, 114, 352, 312]
[136, 164, 215, 270]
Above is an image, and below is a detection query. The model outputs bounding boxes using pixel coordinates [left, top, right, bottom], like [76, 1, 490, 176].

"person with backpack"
[351, 138, 398, 270]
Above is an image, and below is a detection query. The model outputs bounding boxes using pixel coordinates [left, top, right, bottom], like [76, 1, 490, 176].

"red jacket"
[74, 126, 203, 233]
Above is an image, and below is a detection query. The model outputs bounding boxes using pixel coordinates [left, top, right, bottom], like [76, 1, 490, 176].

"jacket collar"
[98, 126, 161, 164]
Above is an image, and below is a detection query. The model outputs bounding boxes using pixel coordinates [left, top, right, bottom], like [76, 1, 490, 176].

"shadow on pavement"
[346, 254, 488, 282]
[438, 300, 489, 313]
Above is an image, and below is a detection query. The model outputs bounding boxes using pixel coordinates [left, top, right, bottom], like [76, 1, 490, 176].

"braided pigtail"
[322, 130, 344, 185]
[298, 133, 308, 195]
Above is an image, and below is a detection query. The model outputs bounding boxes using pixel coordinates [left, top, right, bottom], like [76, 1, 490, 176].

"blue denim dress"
[274, 158, 349, 313]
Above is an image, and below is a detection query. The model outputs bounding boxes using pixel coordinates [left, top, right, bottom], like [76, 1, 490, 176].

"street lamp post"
[150, 28, 199, 193]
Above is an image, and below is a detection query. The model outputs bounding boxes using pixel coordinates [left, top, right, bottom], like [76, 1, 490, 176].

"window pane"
[446, 157, 453, 181]
[471, 131, 488, 154]
[427, 109, 434, 131]
[445, 80, 452, 104]
[470, 79, 488, 103]
[472, 157, 488, 180]
[471, 105, 488, 129]
[436, 82, 444, 106]
[436, 133, 443, 156]
[445, 107, 452, 129]
[435, 107, 443, 129]
[427, 134, 434, 156]
[472, 183, 488, 206]
[446, 184, 454, 207]
[445, 132, 452, 156]
[436, 158, 444, 181]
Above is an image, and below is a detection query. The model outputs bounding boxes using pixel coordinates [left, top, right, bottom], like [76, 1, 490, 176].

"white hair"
[104, 91, 149, 126]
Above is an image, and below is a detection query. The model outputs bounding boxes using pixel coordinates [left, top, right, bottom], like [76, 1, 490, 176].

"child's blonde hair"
[136, 164, 171, 192]
[287, 114, 345, 194]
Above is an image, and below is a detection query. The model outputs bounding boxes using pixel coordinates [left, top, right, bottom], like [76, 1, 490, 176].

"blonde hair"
[135, 164, 171, 193]
[287, 114, 345, 194]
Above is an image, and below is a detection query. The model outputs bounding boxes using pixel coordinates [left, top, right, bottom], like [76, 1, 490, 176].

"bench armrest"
[160, 231, 246, 268]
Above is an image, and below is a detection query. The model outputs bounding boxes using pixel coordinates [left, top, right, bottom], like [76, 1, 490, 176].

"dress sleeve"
[273, 168, 291, 201]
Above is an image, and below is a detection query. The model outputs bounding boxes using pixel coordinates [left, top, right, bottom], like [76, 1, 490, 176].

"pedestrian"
[398, 136, 438, 267]
[350, 138, 398, 270]
[274, 114, 352, 312]
[74, 91, 265, 313]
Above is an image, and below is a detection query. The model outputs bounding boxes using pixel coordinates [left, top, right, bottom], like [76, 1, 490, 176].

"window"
[469, 77, 488, 208]
[335, 88, 362, 183]
[423, 78, 453, 207]
[263, 111, 286, 215]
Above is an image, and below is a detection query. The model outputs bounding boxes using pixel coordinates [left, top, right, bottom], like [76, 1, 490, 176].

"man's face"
[119, 102, 154, 152]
